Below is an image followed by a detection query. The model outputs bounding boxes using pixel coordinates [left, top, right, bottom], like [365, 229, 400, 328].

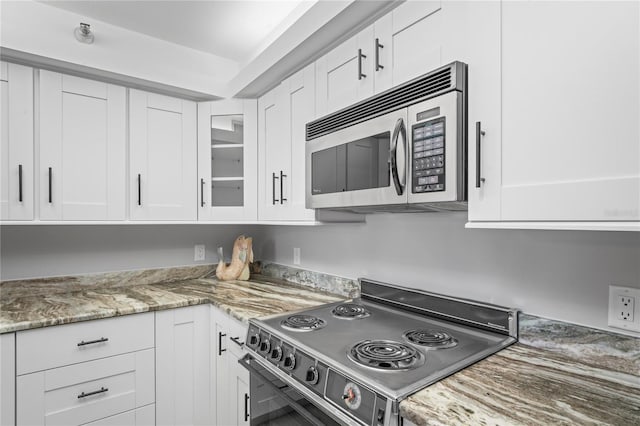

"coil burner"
[348, 340, 424, 371]
[332, 303, 372, 320]
[403, 330, 458, 349]
[280, 315, 327, 332]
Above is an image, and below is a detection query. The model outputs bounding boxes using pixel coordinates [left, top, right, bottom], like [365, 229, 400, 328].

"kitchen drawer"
[83, 404, 154, 426]
[224, 313, 248, 359]
[17, 313, 154, 375]
[16, 349, 154, 426]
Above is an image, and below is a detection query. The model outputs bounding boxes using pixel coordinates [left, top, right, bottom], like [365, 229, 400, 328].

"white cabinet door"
[384, 0, 444, 87]
[258, 84, 286, 221]
[460, 1, 502, 221]
[315, 25, 374, 117]
[130, 90, 197, 220]
[197, 99, 257, 221]
[259, 64, 316, 222]
[0, 333, 15, 426]
[39, 71, 126, 220]
[0, 62, 34, 221]
[499, 1, 639, 222]
[156, 305, 211, 426]
[213, 307, 249, 426]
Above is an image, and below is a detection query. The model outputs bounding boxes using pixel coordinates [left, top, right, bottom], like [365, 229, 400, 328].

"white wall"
[0, 1, 238, 97]
[0, 225, 264, 280]
[257, 213, 640, 333]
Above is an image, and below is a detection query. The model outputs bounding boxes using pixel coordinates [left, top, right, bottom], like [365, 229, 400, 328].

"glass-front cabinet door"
[197, 99, 257, 221]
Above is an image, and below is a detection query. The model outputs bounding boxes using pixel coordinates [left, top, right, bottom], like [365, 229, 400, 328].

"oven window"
[249, 360, 342, 426]
[311, 132, 390, 194]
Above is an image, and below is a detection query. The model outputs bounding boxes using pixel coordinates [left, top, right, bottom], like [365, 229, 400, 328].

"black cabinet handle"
[78, 387, 108, 399]
[272, 172, 279, 205]
[48, 167, 52, 203]
[475, 122, 486, 188]
[230, 336, 245, 347]
[375, 38, 384, 71]
[200, 178, 205, 207]
[18, 164, 23, 202]
[357, 49, 367, 80]
[279, 170, 287, 204]
[218, 332, 227, 356]
[137, 174, 142, 205]
[77, 337, 109, 347]
[244, 393, 250, 422]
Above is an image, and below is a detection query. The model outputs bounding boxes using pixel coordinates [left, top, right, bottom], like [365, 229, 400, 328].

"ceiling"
[39, 0, 313, 64]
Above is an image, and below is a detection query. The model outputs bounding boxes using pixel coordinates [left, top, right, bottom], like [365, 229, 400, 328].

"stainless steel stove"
[241, 279, 518, 426]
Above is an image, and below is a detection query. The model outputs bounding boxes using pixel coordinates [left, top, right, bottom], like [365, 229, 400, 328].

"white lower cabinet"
[155, 305, 211, 426]
[14, 313, 155, 426]
[213, 306, 250, 426]
[0, 333, 15, 426]
[83, 405, 155, 426]
[17, 350, 154, 426]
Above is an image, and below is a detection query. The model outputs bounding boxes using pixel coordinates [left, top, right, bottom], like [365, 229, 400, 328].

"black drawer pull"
[77, 337, 108, 347]
[48, 167, 52, 203]
[244, 393, 250, 421]
[78, 387, 108, 399]
[476, 121, 486, 188]
[230, 336, 245, 347]
[218, 332, 227, 356]
[18, 164, 23, 202]
[279, 170, 287, 204]
[137, 174, 142, 206]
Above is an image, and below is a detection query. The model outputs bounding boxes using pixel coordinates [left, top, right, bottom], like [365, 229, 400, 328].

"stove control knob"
[259, 339, 271, 354]
[342, 383, 362, 410]
[270, 346, 283, 362]
[305, 366, 319, 385]
[248, 333, 260, 348]
[283, 353, 296, 371]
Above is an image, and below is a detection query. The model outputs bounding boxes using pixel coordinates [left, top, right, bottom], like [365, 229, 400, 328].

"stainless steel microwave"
[305, 62, 468, 213]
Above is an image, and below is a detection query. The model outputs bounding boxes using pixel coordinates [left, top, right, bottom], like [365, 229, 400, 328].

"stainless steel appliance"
[240, 279, 518, 426]
[305, 61, 468, 213]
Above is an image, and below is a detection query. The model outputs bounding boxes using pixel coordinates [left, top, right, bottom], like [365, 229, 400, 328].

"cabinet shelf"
[211, 144, 243, 149]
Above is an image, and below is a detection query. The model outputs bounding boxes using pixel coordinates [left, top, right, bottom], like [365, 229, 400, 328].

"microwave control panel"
[412, 117, 445, 193]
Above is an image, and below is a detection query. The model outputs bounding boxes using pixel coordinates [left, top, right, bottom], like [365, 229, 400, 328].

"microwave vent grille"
[306, 62, 463, 141]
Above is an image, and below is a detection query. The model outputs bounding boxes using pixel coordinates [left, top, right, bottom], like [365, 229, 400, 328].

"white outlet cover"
[293, 247, 301, 265]
[194, 244, 206, 262]
[608, 285, 640, 332]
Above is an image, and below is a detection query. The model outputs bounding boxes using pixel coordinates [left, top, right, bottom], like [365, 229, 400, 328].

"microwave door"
[306, 108, 408, 209]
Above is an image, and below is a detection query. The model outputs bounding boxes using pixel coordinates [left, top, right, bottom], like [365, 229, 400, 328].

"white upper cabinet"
[467, 1, 640, 227]
[315, 1, 448, 117]
[39, 71, 126, 221]
[197, 99, 257, 221]
[130, 90, 197, 221]
[499, 1, 639, 222]
[259, 63, 316, 222]
[315, 25, 374, 117]
[379, 0, 444, 88]
[1, 62, 34, 221]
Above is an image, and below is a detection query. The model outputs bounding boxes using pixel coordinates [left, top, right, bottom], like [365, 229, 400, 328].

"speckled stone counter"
[0, 265, 347, 334]
[400, 314, 640, 426]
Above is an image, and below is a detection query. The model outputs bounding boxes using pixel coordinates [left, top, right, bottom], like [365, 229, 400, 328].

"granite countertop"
[2, 265, 638, 425]
[400, 315, 640, 426]
[0, 266, 346, 334]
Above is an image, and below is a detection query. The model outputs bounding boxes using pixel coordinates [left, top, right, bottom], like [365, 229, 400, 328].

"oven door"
[305, 108, 408, 210]
[240, 356, 363, 426]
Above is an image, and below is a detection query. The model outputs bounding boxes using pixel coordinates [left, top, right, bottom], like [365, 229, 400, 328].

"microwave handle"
[390, 118, 407, 195]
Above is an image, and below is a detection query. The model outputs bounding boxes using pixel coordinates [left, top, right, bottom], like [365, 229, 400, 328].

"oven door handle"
[390, 117, 407, 195]
[239, 355, 327, 426]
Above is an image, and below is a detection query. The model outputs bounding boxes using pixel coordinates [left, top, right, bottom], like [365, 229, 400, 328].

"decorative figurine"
[216, 235, 253, 281]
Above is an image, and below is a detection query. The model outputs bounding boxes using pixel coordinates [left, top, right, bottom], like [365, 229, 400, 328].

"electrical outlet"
[194, 244, 206, 262]
[617, 296, 634, 321]
[293, 247, 301, 265]
[608, 285, 640, 332]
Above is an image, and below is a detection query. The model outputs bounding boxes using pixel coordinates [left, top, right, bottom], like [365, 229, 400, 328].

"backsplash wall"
[257, 212, 640, 333]
[0, 225, 265, 280]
